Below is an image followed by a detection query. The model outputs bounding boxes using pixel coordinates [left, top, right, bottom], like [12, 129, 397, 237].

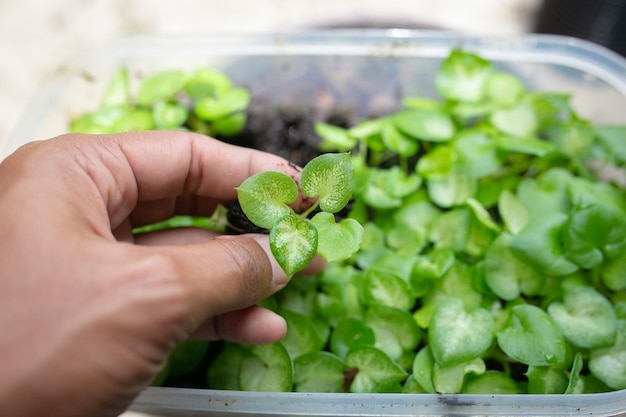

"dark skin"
[0, 131, 323, 417]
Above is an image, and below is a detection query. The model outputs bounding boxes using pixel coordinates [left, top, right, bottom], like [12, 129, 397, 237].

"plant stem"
[298, 200, 320, 219]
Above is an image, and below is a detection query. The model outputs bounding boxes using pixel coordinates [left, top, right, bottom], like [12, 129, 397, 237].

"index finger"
[67, 131, 305, 228]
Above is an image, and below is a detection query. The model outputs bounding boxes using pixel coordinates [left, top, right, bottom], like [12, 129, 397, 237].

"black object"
[535, 0, 626, 56]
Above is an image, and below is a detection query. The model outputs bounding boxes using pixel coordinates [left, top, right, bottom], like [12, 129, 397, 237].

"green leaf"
[548, 286, 617, 349]
[365, 305, 421, 361]
[393, 109, 456, 142]
[185, 68, 232, 99]
[490, 101, 538, 138]
[428, 298, 494, 367]
[330, 317, 376, 358]
[495, 135, 555, 157]
[101, 68, 131, 108]
[462, 371, 522, 394]
[563, 203, 626, 269]
[426, 167, 476, 208]
[345, 346, 408, 393]
[483, 233, 544, 300]
[526, 365, 569, 394]
[453, 129, 503, 179]
[212, 112, 247, 136]
[498, 189, 529, 234]
[435, 49, 493, 102]
[497, 304, 568, 366]
[508, 213, 579, 276]
[270, 215, 318, 277]
[565, 352, 584, 394]
[194, 87, 249, 121]
[238, 343, 293, 392]
[360, 269, 414, 310]
[316, 122, 358, 152]
[589, 319, 626, 390]
[602, 252, 626, 291]
[236, 171, 298, 229]
[382, 121, 419, 157]
[433, 358, 486, 394]
[594, 125, 626, 164]
[301, 153, 354, 213]
[412, 346, 436, 393]
[411, 248, 454, 281]
[152, 101, 189, 129]
[416, 144, 455, 179]
[137, 70, 188, 106]
[280, 308, 324, 359]
[112, 109, 155, 132]
[207, 343, 249, 390]
[311, 212, 363, 262]
[485, 71, 525, 107]
[293, 352, 347, 393]
[516, 169, 572, 219]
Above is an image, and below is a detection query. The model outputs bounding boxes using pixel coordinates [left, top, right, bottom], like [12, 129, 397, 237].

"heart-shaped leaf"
[237, 171, 298, 229]
[428, 298, 494, 367]
[293, 352, 347, 393]
[484, 233, 544, 300]
[270, 215, 318, 277]
[497, 304, 567, 367]
[330, 317, 376, 359]
[365, 305, 421, 361]
[311, 212, 363, 262]
[345, 346, 408, 393]
[548, 286, 617, 349]
[433, 357, 486, 394]
[301, 153, 353, 213]
[238, 343, 293, 392]
[279, 308, 324, 359]
[589, 319, 626, 390]
[393, 109, 456, 142]
[360, 269, 413, 310]
[435, 49, 493, 103]
[207, 343, 249, 390]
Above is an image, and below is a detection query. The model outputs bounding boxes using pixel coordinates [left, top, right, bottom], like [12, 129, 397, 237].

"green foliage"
[70, 67, 249, 137]
[75, 48, 626, 396]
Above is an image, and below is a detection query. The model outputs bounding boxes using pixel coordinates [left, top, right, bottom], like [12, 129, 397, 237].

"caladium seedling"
[236, 153, 363, 276]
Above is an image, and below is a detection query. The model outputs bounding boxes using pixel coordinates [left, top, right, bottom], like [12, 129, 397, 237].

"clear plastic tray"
[7, 30, 626, 416]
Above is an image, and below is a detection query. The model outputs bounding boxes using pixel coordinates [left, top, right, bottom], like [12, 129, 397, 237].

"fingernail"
[251, 235, 289, 288]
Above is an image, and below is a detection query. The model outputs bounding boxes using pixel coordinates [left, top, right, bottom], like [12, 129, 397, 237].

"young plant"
[236, 153, 363, 276]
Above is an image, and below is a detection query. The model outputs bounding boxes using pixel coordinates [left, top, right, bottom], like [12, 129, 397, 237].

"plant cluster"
[71, 67, 250, 137]
[237, 152, 362, 276]
[71, 49, 626, 395]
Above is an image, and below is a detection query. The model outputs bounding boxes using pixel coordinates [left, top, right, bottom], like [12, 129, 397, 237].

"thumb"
[152, 234, 288, 332]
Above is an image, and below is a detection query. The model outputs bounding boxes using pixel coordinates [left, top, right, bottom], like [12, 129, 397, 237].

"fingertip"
[192, 306, 287, 344]
[248, 235, 289, 288]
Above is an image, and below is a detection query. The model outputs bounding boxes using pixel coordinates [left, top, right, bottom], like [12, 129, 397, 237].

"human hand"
[0, 131, 323, 417]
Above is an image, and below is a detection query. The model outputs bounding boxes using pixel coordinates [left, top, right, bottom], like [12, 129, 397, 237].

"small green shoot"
[236, 153, 363, 276]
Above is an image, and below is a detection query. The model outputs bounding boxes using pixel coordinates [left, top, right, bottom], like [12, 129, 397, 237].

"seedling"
[236, 153, 363, 276]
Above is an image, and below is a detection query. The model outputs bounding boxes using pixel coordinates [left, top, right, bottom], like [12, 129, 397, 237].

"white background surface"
[0, 1, 541, 416]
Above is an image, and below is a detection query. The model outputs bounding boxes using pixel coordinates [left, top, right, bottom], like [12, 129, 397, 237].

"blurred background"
[3, 0, 626, 149]
[0, 0, 541, 149]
